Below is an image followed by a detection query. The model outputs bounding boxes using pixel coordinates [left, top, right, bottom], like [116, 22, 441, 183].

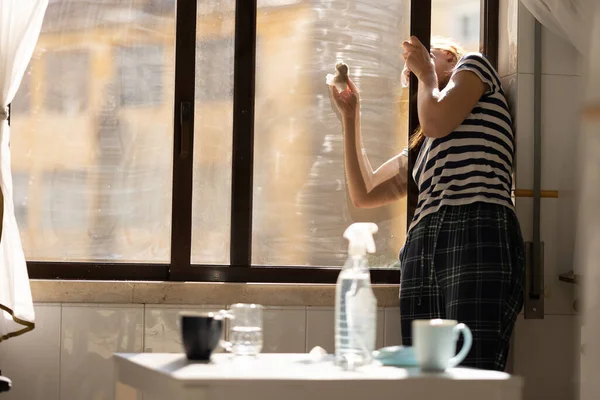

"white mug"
[412, 319, 472, 371]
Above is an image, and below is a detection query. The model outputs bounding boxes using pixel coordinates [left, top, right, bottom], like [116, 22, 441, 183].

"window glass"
[10, 0, 175, 262]
[251, 0, 411, 267]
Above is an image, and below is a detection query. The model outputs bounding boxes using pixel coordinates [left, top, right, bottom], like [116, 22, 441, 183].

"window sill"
[30, 280, 400, 307]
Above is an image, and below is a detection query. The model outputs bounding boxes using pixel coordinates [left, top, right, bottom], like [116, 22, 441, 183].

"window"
[250, 1, 409, 268]
[196, 38, 234, 102]
[12, 67, 32, 115]
[13, 173, 30, 229]
[44, 50, 89, 114]
[12, 0, 498, 282]
[118, 166, 169, 230]
[42, 171, 89, 230]
[191, 11, 236, 265]
[117, 45, 165, 107]
[12, 0, 174, 265]
[431, 0, 482, 52]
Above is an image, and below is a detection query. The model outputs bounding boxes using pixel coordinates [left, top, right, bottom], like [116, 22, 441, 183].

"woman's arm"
[330, 79, 408, 209]
[343, 115, 408, 209]
[402, 36, 487, 139]
[417, 70, 487, 139]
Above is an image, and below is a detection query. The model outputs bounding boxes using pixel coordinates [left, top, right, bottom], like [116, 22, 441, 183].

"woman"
[330, 36, 524, 371]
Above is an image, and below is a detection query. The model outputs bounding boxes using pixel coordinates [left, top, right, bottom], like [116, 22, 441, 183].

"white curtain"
[519, 0, 597, 55]
[0, 0, 48, 341]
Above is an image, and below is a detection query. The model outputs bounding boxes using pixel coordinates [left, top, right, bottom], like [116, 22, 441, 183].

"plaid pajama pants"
[399, 202, 525, 371]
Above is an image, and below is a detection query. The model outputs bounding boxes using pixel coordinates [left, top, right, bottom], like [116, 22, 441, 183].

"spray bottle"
[335, 223, 378, 370]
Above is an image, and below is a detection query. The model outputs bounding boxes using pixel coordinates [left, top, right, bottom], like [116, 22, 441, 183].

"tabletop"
[114, 353, 524, 400]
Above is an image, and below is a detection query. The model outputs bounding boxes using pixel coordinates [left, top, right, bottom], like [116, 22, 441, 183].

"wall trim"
[30, 280, 401, 307]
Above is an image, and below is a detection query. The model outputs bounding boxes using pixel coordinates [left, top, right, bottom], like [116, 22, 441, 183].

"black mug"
[181, 314, 223, 361]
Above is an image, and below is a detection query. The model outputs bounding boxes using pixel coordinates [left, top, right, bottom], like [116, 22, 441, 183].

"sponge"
[326, 62, 349, 92]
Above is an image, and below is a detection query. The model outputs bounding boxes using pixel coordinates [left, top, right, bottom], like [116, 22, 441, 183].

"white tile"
[384, 307, 402, 347]
[581, 299, 599, 400]
[500, 74, 518, 121]
[556, 192, 578, 278]
[587, 9, 600, 99]
[540, 75, 583, 191]
[513, 315, 580, 400]
[516, 2, 582, 77]
[0, 304, 61, 400]
[578, 115, 600, 400]
[60, 304, 144, 400]
[517, 1, 536, 75]
[514, 198, 577, 316]
[577, 112, 600, 399]
[505, 333, 515, 374]
[512, 73, 582, 191]
[573, 120, 600, 274]
[377, 308, 385, 349]
[586, 15, 600, 101]
[262, 307, 306, 353]
[306, 307, 334, 353]
[514, 197, 532, 241]
[497, 0, 509, 77]
[538, 199, 578, 315]
[306, 307, 384, 353]
[144, 305, 226, 353]
[498, 0, 518, 77]
[514, 73, 534, 190]
[541, 26, 582, 77]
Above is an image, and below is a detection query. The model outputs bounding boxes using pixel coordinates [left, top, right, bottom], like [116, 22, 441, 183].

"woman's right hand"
[329, 78, 360, 120]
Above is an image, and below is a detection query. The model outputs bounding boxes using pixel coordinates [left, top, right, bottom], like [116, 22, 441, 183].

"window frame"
[24, 0, 499, 283]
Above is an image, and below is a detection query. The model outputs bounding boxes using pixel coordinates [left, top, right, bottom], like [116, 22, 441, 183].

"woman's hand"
[329, 78, 360, 121]
[402, 36, 436, 83]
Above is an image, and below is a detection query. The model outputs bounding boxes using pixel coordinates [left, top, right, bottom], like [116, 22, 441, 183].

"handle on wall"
[179, 101, 192, 158]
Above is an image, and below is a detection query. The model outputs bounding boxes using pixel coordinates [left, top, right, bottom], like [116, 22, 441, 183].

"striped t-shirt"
[407, 52, 514, 232]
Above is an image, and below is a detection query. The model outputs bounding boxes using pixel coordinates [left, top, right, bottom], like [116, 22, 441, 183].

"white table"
[114, 353, 523, 400]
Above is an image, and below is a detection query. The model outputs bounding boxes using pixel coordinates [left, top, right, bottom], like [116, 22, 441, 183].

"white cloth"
[519, 0, 596, 55]
[0, 0, 48, 341]
[578, 6, 600, 399]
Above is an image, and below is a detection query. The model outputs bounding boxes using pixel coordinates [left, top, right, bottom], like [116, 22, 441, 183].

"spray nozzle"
[343, 222, 378, 257]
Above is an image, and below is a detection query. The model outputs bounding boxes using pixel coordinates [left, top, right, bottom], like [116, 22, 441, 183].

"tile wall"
[0, 303, 402, 400]
[498, 1, 582, 399]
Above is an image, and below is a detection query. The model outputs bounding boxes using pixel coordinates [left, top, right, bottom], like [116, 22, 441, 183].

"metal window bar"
[169, 0, 198, 281]
[406, 0, 432, 227]
[229, 0, 257, 268]
[481, 0, 499, 69]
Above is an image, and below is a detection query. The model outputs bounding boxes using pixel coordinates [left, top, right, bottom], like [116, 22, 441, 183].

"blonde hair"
[430, 36, 466, 60]
[409, 37, 465, 150]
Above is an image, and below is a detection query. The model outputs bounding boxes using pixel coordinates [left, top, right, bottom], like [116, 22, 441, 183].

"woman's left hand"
[402, 36, 436, 83]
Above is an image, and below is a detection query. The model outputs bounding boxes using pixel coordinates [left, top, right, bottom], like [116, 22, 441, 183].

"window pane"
[44, 50, 89, 114]
[13, 172, 30, 230]
[191, 1, 235, 264]
[117, 45, 164, 107]
[11, 0, 175, 262]
[431, 0, 481, 52]
[252, 1, 410, 267]
[41, 171, 89, 230]
[12, 67, 31, 115]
